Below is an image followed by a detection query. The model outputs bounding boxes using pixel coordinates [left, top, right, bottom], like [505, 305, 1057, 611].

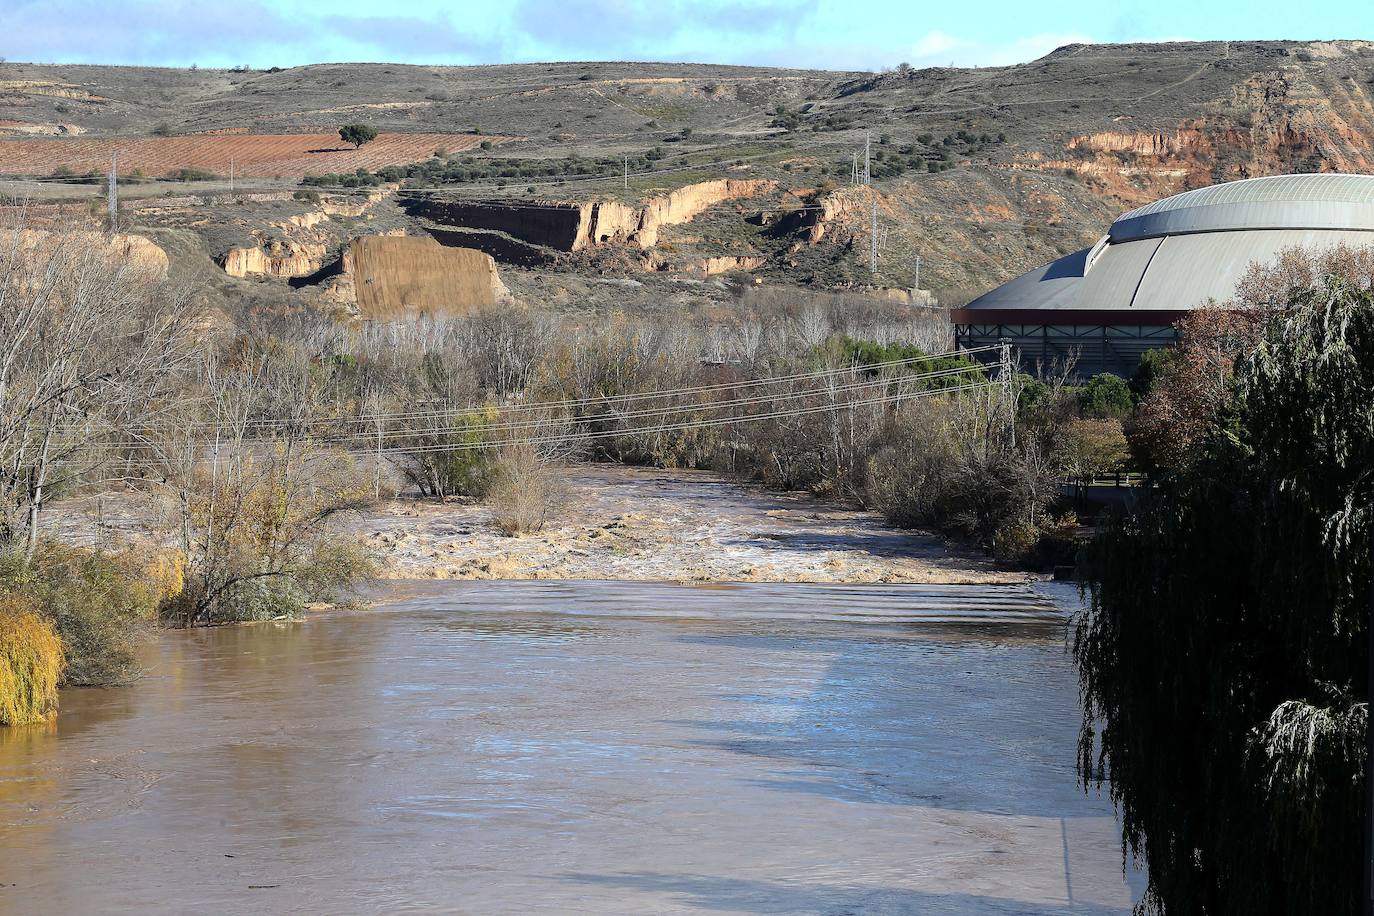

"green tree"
[1078, 372, 1133, 418]
[1130, 347, 1178, 402]
[1075, 278, 1374, 913]
[338, 123, 378, 149]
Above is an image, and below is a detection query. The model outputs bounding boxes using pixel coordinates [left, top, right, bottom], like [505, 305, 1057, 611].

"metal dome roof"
[1109, 173, 1374, 243]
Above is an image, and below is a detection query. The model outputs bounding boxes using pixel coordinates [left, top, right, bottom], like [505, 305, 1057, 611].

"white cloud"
[911, 31, 966, 59]
[904, 31, 1096, 69]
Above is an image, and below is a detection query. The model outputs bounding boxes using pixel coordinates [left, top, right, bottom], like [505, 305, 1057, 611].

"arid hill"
[2, 41, 1372, 315]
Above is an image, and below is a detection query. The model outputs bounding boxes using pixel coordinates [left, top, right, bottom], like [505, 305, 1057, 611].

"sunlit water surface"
[0, 580, 1138, 914]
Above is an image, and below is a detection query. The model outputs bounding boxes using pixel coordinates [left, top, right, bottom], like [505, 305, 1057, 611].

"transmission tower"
[913, 254, 921, 290]
[106, 152, 118, 230]
[863, 132, 871, 185]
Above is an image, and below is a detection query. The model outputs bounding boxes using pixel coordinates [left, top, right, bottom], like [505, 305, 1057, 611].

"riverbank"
[49, 464, 1029, 587]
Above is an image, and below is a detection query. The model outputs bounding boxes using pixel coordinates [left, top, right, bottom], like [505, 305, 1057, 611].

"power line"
[374, 380, 998, 456]
[100, 362, 991, 452]
[69, 351, 999, 451]
[160, 345, 1001, 431]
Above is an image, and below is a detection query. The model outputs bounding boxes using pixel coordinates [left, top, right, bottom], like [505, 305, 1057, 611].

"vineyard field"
[0, 132, 516, 179]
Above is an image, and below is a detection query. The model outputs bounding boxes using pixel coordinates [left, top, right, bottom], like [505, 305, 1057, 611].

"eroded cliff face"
[622, 179, 777, 248]
[2, 229, 168, 276]
[777, 187, 867, 245]
[416, 179, 778, 254]
[332, 235, 515, 320]
[218, 191, 392, 279]
[221, 240, 326, 278]
[1035, 66, 1374, 207]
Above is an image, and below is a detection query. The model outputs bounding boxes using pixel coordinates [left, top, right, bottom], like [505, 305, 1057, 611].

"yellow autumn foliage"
[0, 596, 64, 727]
[139, 550, 186, 606]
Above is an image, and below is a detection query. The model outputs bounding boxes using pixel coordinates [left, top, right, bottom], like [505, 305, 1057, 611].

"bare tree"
[157, 351, 374, 626]
[0, 206, 194, 556]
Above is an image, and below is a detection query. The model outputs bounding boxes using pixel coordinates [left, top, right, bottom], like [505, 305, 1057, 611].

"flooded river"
[0, 581, 1137, 914]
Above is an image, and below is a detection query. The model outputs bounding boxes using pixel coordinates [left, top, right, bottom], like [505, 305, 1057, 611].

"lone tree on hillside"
[339, 124, 378, 149]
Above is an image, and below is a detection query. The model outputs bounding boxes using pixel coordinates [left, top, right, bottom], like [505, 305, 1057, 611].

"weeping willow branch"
[1076, 273, 1374, 914]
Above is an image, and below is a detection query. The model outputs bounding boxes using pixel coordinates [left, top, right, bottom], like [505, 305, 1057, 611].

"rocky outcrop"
[221, 240, 326, 278]
[320, 190, 390, 218]
[0, 80, 108, 102]
[692, 255, 768, 276]
[641, 252, 768, 275]
[620, 179, 777, 248]
[1, 230, 167, 276]
[774, 187, 868, 245]
[276, 211, 330, 232]
[109, 234, 170, 276]
[337, 235, 515, 319]
[1045, 68, 1374, 206]
[415, 179, 778, 256]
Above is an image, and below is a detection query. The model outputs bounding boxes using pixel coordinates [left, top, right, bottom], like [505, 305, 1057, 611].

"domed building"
[952, 173, 1374, 377]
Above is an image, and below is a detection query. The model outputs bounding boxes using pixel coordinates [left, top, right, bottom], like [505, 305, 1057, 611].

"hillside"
[2, 41, 1372, 315]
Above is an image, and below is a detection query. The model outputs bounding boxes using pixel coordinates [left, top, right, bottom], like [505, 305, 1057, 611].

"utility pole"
[870, 197, 878, 276]
[999, 341, 1016, 448]
[106, 151, 118, 230]
[623, 155, 628, 190]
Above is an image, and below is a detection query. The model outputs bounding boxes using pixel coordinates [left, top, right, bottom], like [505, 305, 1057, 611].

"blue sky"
[1, 0, 1367, 71]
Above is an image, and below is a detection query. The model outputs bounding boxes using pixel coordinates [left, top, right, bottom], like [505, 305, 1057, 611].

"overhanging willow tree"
[1076, 277, 1374, 913]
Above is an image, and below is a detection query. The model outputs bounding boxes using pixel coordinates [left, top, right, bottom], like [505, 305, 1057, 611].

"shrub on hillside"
[166, 167, 219, 182]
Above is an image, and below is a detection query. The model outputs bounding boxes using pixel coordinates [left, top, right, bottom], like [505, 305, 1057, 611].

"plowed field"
[0, 132, 515, 179]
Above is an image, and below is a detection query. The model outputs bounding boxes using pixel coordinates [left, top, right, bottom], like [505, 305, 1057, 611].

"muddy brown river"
[0, 580, 1139, 914]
